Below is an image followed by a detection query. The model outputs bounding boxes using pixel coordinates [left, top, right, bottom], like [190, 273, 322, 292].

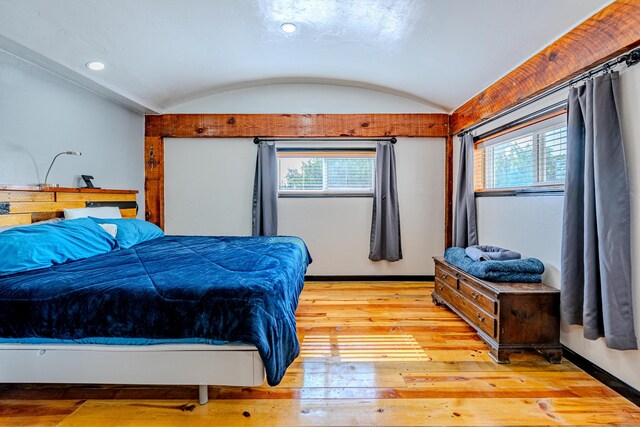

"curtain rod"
[253, 137, 397, 144]
[473, 100, 567, 143]
[458, 46, 640, 137]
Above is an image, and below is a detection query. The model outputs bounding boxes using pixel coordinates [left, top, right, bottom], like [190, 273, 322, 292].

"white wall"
[168, 83, 441, 114]
[0, 50, 144, 212]
[164, 138, 255, 236]
[456, 65, 640, 390]
[165, 84, 445, 276]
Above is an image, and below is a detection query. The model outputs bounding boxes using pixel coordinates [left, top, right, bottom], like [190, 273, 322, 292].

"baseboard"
[561, 345, 640, 406]
[304, 275, 435, 282]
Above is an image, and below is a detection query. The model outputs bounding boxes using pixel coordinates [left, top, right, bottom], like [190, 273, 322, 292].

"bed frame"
[0, 343, 265, 404]
[0, 186, 266, 404]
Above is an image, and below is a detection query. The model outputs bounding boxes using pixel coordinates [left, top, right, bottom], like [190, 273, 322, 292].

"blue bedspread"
[0, 235, 311, 386]
[444, 247, 544, 283]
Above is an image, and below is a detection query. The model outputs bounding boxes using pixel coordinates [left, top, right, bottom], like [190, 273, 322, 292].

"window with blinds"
[474, 114, 567, 192]
[277, 148, 376, 196]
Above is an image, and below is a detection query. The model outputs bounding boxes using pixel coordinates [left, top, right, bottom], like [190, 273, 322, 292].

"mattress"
[0, 235, 311, 386]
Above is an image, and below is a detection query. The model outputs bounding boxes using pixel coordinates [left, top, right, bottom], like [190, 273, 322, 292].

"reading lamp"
[43, 151, 82, 187]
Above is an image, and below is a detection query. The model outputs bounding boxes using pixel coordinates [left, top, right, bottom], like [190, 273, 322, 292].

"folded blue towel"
[445, 247, 543, 283]
[465, 245, 521, 262]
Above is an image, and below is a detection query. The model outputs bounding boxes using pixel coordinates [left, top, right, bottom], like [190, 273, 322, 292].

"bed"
[0, 187, 310, 404]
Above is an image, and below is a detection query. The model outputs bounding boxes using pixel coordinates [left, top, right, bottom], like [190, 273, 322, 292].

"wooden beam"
[450, 0, 640, 134]
[444, 134, 453, 249]
[144, 136, 165, 229]
[146, 113, 449, 139]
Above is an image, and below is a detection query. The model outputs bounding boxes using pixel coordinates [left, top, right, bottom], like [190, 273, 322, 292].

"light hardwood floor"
[1, 281, 639, 426]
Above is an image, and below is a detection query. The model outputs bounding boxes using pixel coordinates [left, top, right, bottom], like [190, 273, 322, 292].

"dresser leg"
[431, 292, 443, 306]
[489, 347, 512, 364]
[539, 348, 563, 364]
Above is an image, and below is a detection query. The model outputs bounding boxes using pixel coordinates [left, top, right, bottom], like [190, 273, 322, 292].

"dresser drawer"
[435, 278, 496, 338]
[458, 278, 497, 315]
[434, 278, 454, 294]
[435, 265, 458, 289]
[466, 305, 496, 338]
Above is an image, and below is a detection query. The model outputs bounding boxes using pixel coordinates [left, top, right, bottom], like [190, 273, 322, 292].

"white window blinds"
[278, 149, 375, 195]
[474, 114, 567, 191]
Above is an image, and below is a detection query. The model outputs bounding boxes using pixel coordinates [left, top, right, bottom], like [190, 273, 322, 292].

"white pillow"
[64, 207, 122, 220]
[98, 223, 118, 238]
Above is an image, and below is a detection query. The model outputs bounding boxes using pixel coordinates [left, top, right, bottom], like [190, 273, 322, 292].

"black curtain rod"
[458, 46, 640, 137]
[254, 137, 397, 144]
[473, 100, 567, 143]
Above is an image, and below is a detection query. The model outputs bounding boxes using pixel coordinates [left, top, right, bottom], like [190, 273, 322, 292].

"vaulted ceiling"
[0, 0, 612, 113]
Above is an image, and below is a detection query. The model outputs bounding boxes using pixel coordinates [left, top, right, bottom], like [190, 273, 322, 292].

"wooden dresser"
[432, 257, 561, 363]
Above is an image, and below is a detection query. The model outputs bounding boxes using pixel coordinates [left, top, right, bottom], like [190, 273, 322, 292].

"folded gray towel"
[465, 245, 521, 262]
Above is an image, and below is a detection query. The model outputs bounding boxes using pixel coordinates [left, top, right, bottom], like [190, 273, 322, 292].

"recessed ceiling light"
[85, 61, 105, 71]
[280, 23, 297, 33]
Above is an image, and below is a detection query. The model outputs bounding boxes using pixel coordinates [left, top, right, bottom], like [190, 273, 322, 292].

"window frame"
[473, 111, 567, 197]
[277, 147, 376, 198]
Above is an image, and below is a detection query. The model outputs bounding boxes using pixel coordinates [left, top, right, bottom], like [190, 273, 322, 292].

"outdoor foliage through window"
[475, 122, 566, 191]
[278, 149, 375, 195]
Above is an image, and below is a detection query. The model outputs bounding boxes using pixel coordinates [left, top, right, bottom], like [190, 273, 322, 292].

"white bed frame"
[0, 343, 265, 404]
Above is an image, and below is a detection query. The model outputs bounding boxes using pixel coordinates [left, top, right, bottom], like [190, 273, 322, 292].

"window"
[277, 148, 375, 196]
[474, 115, 567, 192]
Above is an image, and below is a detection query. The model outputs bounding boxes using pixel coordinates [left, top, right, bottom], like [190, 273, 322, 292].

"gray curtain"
[369, 141, 402, 261]
[561, 72, 637, 350]
[252, 142, 278, 236]
[453, 133, 478, 248]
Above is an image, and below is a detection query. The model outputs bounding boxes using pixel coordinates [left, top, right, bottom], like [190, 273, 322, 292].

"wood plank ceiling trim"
[144, 114, 449, 230]
[449, 0, 640, 135]
[145, 113, 450, 138]
[444, 133, 454, 249]
[144, 136, 164, 229]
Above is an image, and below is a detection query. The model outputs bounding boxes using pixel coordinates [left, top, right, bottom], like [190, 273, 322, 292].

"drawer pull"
[442, 273, 448, 279]
[438, 284, 444, 290]
[470, 291, 479, 299]
[476, 313, 485, 322]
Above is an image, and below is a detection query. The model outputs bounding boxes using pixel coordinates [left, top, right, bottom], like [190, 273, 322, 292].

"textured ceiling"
[0, 0, 612, 113]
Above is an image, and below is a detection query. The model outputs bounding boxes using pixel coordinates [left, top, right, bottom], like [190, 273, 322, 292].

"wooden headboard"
[0, 186, 138, 226]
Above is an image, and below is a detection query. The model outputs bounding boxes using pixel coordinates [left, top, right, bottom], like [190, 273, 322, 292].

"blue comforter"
[0, 235, 311, 386]
[445, 247, 544, 283]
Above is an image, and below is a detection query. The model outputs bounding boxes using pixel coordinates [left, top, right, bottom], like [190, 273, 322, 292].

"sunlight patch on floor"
[300, 334, 430, 362]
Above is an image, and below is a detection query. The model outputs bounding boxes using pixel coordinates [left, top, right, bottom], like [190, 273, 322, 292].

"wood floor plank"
[213, 385, 618, 400]
[2, 280, 639, 426]
[58, 397, 640, 426]
[0, 400, 84, 426]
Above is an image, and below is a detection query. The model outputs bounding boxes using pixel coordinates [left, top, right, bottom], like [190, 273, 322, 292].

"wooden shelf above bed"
[0, 185, 137, 194]
[0, 186, 139, 226]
